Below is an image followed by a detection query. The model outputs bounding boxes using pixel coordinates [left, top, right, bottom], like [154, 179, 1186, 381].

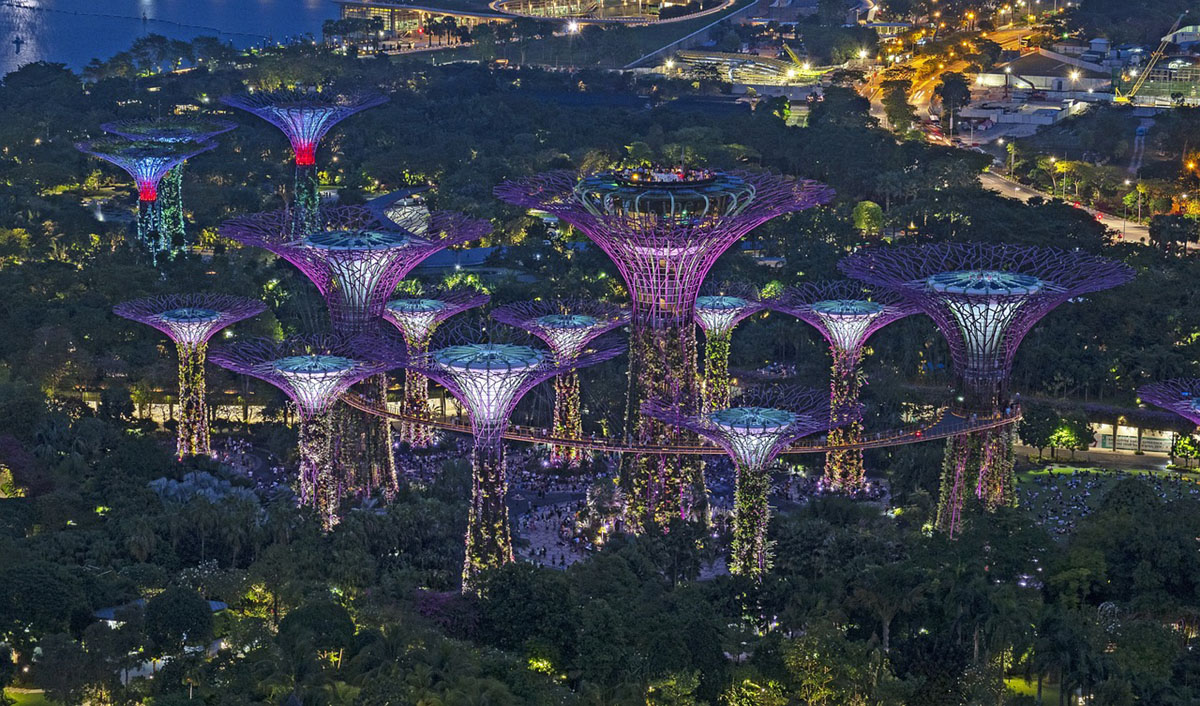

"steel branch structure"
[77, 138, 216, 263]
[372, 335, 624, 591]
[643, 387, 838, 577]
[491, 299, 630, 465]
[209, 335, 385, 529]
[495, 168, 832, 530]
[101, 117, 237, 251]
[1139, 380, 1200, 427]
[693, 285, 765, 411]
[221, 90, 387, 235]
[382, 290, 491, 447]
[113, 294, 266, 459]
[768, 281, 915, 490]
[840, 243, 1133, 535]
[220, 206, 489, 332]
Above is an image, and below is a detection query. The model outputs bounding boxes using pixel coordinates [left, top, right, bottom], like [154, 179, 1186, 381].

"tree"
[646, 671, 702, 706]
[852, 200, 884, 236]
[934, 72, 971, 132]
[881, 79, 916, 132]
[145, 587, 213, 654]
[1149, 214, 1198, 253]
[1018, 403, 1058, 457]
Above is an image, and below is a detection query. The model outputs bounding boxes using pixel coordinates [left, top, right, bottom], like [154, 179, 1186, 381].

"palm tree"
[852, 563, 926, 653]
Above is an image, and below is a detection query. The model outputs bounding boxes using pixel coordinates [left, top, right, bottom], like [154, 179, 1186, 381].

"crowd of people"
[214, 436, 291, 497]
[1018, 468, 1200, 536]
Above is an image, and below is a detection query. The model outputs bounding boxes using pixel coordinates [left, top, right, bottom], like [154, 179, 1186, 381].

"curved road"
[979, 172, 1150, 245]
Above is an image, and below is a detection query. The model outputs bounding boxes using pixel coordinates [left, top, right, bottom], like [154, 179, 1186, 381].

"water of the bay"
[0, 0, 339, 77]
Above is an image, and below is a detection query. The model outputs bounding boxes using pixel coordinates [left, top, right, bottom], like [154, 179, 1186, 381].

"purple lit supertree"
[382, 289, 491, 447]
[221, 90, 387, 235]
[368, 333, 625, 590]
[495, 168, 833, 530]
[1139, 380, 1200, 428]
[768, 281, 915, 491]
[209, 335, 385, 529]
[77, 138, 216, 263]
[101, 117, 237, 248]
[491, 299, 629, 466]
[113, 294, 266, 459]
[839, 243, 1134, 535]
[643, 387, 840, 577]
[221, 205, 489, 497]
[693, 285, 765, 411]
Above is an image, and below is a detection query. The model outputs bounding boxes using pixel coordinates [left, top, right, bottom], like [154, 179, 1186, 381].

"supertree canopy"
[221, 89, 388, 235]
[693, 288, 765, 411]
[77, 138, 216, 263]
[220, 206, 489, 333]
[840, 243, 1134, 534]
[376, 336, 625, 590]
[113, 294, 266, 459]
[495, 168, 833, 530]
[491, 299, 629, 466]
[382, 290, 491, 447]
[209, 336, 385, 529]
[768, 281, 915, 491]
[101, 117, 237, 250]
[1139, 380, 1200, 427]
[643, 387, 838, 577]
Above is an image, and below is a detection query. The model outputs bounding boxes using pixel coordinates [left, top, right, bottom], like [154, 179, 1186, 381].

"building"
[976, 49, 1111, 95]
[335, 0, 508, 41]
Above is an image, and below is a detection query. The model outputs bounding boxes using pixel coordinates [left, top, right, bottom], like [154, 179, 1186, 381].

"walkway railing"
[340, 392, 1022, 455]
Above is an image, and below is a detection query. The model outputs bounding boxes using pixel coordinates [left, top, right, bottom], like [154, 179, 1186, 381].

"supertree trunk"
[825, 347, 865, 490]
[463, 424, 513, 591]
[159, 164, 185, 252]
[292, 163, 321, 237]
[401, 367, 436, 447]
[623, 318, 706, 531]
[551, 371, 582, 465]
[702, 330, 732, 412]
[299, 411, 338, 531]
[359, 374, 398, 497]
[976, 425, 1017, 511]
[175, 341, 210, 458]
[136, 198, 164, 264]
[936, 432, 975, 537]
[730, 461, 772, 578]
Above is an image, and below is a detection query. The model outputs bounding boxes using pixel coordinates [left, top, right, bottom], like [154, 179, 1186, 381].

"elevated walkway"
[341, 392, 1021, 454]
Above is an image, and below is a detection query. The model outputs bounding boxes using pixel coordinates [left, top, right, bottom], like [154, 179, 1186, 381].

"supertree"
[491, 299, 629, 466]
[767, 281, 915, 490]
[113, 294, 266, 459]
[693, 286, 765, 411]
[221, 89, 387, 235]
[642, 387, 839, 577]
[1139, 380, 1200, 428]
[209, 336, 385, 529]
[840, 243, 1133, 535]
[382, 289, 491, 447]
[221, 205, 489, 496]
[368, 333, 625, 590]
[495, 168, 833, 530]
[77, 138, 216, 263]
[101, 117, 237, 249]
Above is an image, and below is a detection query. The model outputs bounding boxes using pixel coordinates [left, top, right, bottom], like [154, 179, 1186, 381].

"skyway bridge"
[341, 392, 1021, 455]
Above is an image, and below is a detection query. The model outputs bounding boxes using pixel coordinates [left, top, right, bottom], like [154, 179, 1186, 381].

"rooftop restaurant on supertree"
[77, 138, 216, 264]
[1138, 379, 1200, 428]
[491, 299, 629, 466]
[209, 335, 385, 530]
[643, 387, 840, 578]
[693, 286, 765, 411]
[113, 294, 266, 459]
[839, 243, 1134, 535]
[221, 205, 489, 496]
[221, 89, 387, 235]
[768, 281, 915, 491]
[495, 167, 833, 530]
[371, 334, 624, 590]
[382, 289, 491, 447]
[101, 117, 238, 249]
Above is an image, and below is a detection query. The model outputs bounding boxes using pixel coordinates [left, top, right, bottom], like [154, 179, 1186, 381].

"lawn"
[6, 691, 55, 706]
[1016, 465, 1200, 532]
[1006, 676, 1061, 704]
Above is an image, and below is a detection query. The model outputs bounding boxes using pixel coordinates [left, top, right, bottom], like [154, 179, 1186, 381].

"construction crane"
[1115, 11, 1188, 104]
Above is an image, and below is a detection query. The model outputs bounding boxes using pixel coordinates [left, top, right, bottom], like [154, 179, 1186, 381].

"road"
[1128, 118, 1154, 175]
[980, 171, 1150, 244]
